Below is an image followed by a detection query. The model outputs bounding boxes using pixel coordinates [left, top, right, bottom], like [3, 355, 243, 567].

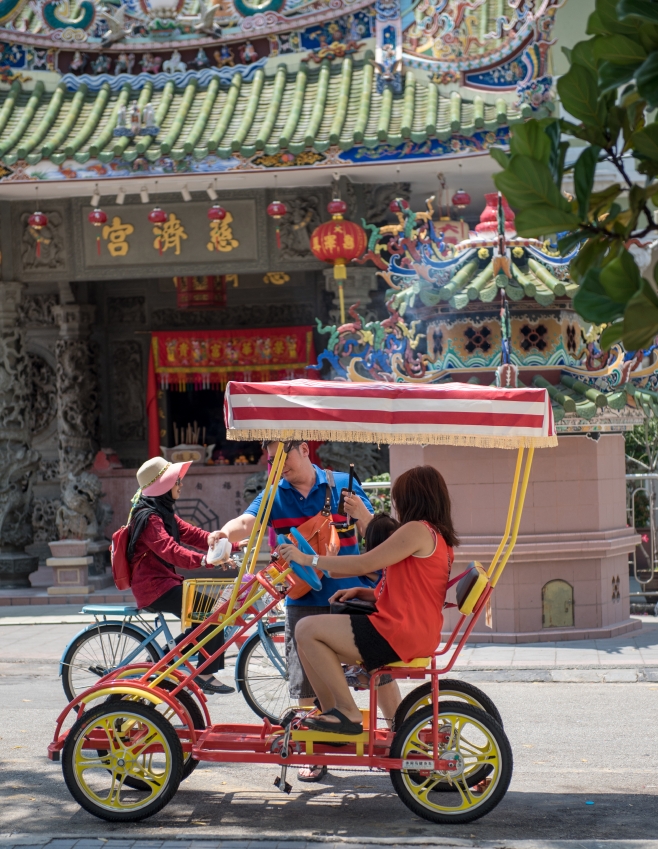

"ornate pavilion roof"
[0, 0, 562, 183]
[314, 195, 658, 435]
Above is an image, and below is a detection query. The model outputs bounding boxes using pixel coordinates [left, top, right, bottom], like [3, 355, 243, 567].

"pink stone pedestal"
[390, 434, 641, 643]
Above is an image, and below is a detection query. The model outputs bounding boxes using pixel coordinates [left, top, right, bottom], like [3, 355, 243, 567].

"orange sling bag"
[279, 484, 340, 600]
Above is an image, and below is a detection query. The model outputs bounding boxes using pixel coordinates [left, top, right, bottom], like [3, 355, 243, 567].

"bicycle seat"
[386, 657, 431, 668]
[81, 604, 141, 616]
[455, 561, 488, 615]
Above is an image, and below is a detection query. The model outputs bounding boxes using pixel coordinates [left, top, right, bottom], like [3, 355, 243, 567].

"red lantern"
[310, 206, 367, 324]
[207, 204, 227, 221]
[327, 198, 347, 217]
[27, 210, 48, 258]
[267, 200, 287, 249]
[451, 188, 471, 211]
[148, 206, 168, 254]
[88, 208, 108, 256]
[389, 198, 409, 214]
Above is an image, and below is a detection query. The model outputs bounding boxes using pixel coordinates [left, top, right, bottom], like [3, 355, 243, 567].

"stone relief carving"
[37, 458, 60, 482]
[32, 496, 62, 543]
[107, 296, 146, 324]
[152, 303, 317, 329]
[111, 340, 145, 441]
[20, 210, 66, 271]
[278, 195, 323, 259]
[28, 353, 57, 435]
[0, 441, 40, 548]
[0, 282, 41, 551]
[363, 183, 411, 222]
[56, 471, 112, 540]
[55, 338, 100, 476]
[17, 294, 58, 326]
[316, 442, 389, 482]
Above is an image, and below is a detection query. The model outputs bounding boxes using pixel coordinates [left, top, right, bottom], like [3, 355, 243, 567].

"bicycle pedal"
[273, 775, 292, 794]
[279, 709, 299, 728]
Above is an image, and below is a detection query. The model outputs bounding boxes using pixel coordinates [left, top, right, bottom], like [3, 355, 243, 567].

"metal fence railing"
[626, 474, 658, 599]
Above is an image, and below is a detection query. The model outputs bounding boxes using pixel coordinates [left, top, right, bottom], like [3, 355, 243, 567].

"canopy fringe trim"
[226, 429, 558, 449]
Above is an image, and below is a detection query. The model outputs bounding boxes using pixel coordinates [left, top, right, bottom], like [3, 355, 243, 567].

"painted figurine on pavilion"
[69, 50, 88, 74]
[91, 53, 112, 75]
[214, 44, 234, 67]
[141, 53, 163, 74]
[114, 52, 135, 75]
[190, 48, 210, 70]
[141, 101, 159, 135]
[162, 49, 186, 73]
[240, 40, 258, 64]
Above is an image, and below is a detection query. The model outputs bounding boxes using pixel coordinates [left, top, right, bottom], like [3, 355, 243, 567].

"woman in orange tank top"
[278, 465, 459, 736]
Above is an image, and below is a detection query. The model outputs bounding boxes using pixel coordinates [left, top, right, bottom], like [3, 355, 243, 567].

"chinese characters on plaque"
[82, 200, 255, 267]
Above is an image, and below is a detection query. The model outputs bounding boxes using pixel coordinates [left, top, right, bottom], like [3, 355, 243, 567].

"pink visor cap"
[136, 457, 193, 497]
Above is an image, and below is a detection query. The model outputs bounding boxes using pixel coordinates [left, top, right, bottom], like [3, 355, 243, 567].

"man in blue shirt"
[214, 440, 376, 781]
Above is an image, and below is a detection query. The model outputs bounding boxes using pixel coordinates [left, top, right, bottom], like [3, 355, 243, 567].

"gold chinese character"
[263, 272, 290, 286]
[343, 233, 355, 251]
[322, 233, 337, 251]
[207, 211, 239, 252]
[102, 216, 134, 257]
[153, 213, 188, 256]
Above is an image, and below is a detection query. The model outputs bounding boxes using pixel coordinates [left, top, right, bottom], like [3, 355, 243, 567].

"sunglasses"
[175, 477, 182, 486]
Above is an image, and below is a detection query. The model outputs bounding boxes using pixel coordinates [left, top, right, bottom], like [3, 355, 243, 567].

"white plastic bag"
[207, 536, 232, 565]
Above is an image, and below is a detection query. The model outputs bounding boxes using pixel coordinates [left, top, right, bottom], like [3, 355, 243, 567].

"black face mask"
[126, 491, 180, 561]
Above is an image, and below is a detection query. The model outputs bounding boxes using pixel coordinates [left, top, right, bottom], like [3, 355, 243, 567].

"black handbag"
[330, 598, 377, 616]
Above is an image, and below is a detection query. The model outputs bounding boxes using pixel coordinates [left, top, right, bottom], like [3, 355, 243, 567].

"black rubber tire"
[236, 623, 288, 722]
[61, 623, 161, 703]
[390, 702, 513, 824]
[62, 700, 184, 822]
[103, 681, 205, 788]
[392, 679, 503, 731]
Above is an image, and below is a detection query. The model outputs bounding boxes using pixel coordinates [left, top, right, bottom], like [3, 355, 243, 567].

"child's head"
[364, 512, 400, 551]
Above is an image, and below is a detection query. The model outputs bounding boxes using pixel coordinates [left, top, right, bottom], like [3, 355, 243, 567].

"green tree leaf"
[587, 11, 611, 34]
[573, 267, 626, 322]
[572, 39, 599, 74]
[574, 145, 601, 219]
[598, 61, 639, 92]
[489, 146, 509, 169]
[596, 0, 642, 34]
[593, 34, 646, 64]
[636, 52, 658, 107]
[599, 248, 642, 302]
[569, 235, 608, 282]
[599, 321, 625, 349]
[509, 121, 551, 163]
[557, 65, 605, 126]
[493, 156, 572, 212]
[632, 121, 658, 159]
[618, 0, 658, 24]
[513, 205, 580, 238]
[623, 282, 658, 350]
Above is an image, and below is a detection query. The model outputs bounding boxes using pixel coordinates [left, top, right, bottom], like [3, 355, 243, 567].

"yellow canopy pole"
[224, 442, 286, 620]
[486, 447, 524, 580]
[490, 446, 534, 588]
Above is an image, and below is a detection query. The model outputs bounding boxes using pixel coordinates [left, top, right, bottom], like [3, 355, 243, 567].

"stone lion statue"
[56, 472, 113, 540]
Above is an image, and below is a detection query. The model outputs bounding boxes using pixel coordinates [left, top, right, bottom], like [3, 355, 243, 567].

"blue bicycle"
[60, 603, 288, 721]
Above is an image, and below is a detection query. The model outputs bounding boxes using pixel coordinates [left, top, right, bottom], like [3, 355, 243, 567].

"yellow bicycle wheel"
[390, 701, 512, 824]
[392, 679, 503, 729]
[62, 700, 184, 822]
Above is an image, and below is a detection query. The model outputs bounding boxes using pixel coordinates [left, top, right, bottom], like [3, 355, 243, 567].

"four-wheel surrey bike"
[47, 378, 556, 825]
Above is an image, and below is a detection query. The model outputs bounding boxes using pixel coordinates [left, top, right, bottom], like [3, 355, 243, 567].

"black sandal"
[304, 708, 363, 736]
[297, 764, 328, 783]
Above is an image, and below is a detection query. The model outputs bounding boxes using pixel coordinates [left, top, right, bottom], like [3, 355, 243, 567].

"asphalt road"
[1, 622, 657, 841]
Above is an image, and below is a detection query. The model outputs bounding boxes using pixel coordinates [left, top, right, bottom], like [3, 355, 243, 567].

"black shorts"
[349, 614, 400, 672]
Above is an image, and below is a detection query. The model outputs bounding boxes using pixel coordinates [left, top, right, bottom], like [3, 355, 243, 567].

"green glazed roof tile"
[0, 60, 526, 166]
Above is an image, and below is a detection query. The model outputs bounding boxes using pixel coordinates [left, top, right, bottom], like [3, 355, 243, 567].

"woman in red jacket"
[128, 456, 234, 695]
[278, 465, 457, 734]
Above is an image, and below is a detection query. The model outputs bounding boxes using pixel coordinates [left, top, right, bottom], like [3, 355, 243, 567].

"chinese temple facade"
[3, 0, 643, 642]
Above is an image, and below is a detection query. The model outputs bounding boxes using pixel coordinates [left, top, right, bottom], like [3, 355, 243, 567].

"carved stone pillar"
[323, 267, 379, 324]
[0, 281, 40, 587]
[53, 304, 99, 478]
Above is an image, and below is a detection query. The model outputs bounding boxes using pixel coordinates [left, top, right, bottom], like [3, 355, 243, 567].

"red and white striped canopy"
[225, 380, 557, 449]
